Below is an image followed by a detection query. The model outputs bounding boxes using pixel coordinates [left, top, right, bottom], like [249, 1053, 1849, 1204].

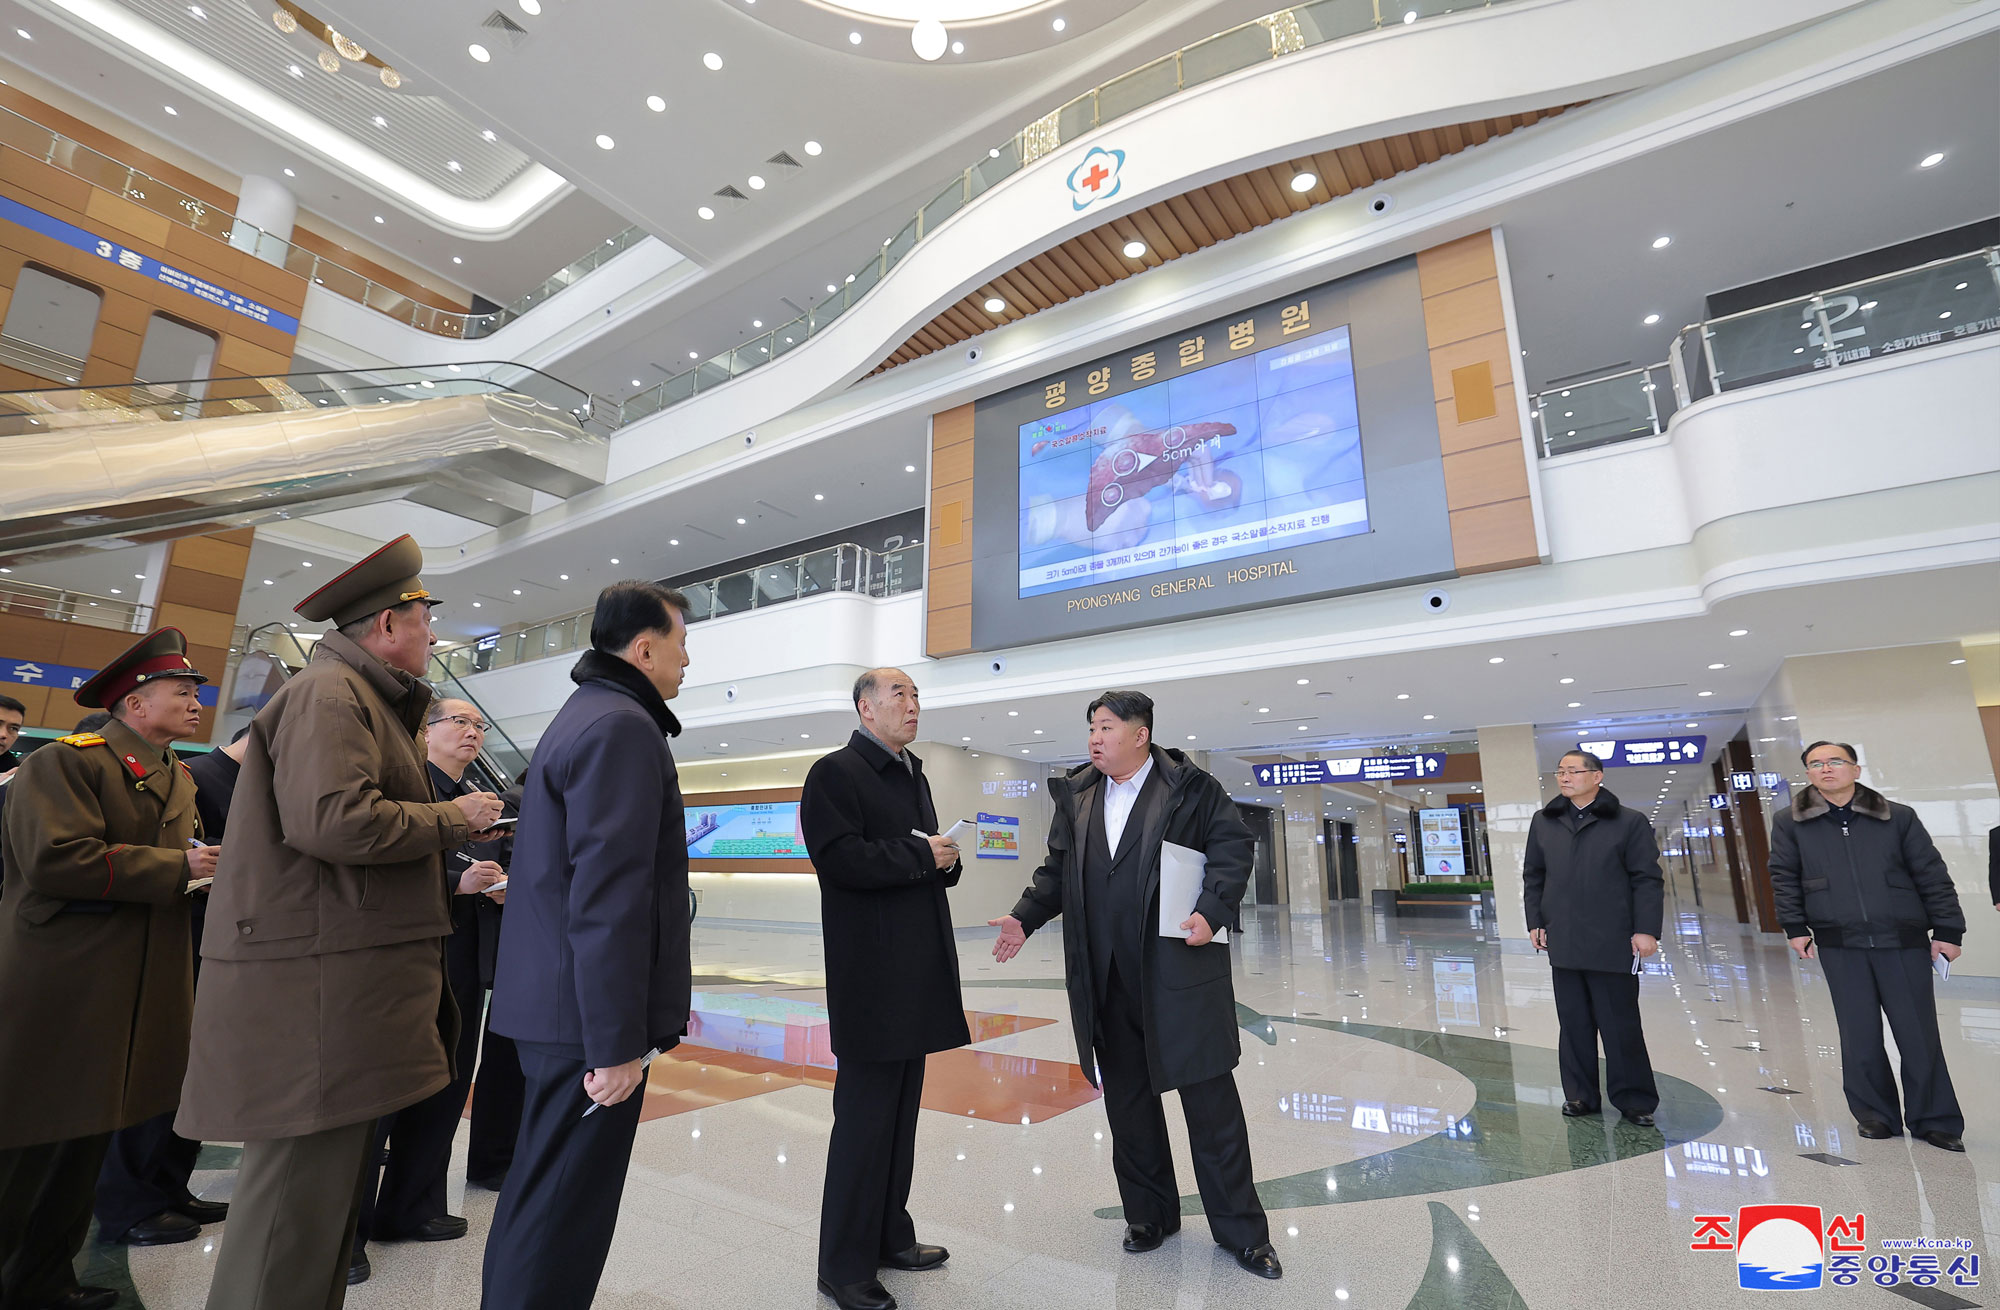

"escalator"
[0, 362, 612, 562]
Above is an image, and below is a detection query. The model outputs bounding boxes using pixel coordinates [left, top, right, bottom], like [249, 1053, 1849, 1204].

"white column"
[229, 175, 298, 266]
[1477, 723, 1543, 946]
[1282, 791, 1327, 914]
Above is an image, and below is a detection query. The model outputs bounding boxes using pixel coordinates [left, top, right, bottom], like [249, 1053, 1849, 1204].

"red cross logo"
[1081, 163, 1110, 192]
[1067, 147, 1126, 212]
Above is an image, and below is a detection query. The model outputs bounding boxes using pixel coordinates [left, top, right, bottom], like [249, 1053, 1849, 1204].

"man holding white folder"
[991, 690, 1279, 1280]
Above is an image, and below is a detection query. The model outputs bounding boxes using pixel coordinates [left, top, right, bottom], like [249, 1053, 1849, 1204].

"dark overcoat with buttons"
[0, 718, 199, 1150]
[1521, 786, 1664, 974]
[799, 731, 970, 1063]
[178, 631, 471, 1142]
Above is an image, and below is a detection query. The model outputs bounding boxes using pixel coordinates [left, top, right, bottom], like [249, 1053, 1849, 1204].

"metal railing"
[1533, 247, 2000, 457]
[0, 104, 642, 341]
[624, 0, 1519, 420]
[436, 541, 926, 680]
[0, 578, 151, 631]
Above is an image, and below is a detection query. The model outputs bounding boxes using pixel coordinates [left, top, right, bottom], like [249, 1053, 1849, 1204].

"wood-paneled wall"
[925, 403, 975, 658]
[1416, 231, 1540, 574]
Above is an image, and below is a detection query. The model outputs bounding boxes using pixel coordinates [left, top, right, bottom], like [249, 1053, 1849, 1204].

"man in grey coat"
[1521, 749, 1664, 1127]
[1770, 740, 1965, 1151]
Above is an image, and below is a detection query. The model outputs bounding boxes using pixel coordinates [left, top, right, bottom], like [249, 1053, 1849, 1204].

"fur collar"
[1542, 785, 1623, 820]
[1792, 783, 1891, 823]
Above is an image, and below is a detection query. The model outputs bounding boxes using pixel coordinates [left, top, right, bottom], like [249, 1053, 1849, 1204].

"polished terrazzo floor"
[89, 867, 1999, 1308]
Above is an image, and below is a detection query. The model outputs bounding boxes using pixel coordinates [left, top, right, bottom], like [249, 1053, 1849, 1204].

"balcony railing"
[1533, 247, 2000, 457]
[0, 578, 151, 632]
[437, 541, 925, 679]
[623, 0, 1521, 421]
[0, 104, 642, 341]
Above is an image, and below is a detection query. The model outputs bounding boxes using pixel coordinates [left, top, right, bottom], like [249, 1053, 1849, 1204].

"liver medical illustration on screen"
[1017, 324, 1370, 598]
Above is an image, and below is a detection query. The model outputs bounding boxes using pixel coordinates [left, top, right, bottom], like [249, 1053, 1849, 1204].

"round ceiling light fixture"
[468, 42, 490, 62]
[646, 94, 666, 112]
[1290, 171, 1317, 193]
[595, 134, 614, 150]
[911, 17, 947, 60]
[697, 205, 715, 220]
[703, 51, 723, 70]
[983, 296, 1005, 313]
[804, 140, 823, 156]
[1122, 239, 1145, 258]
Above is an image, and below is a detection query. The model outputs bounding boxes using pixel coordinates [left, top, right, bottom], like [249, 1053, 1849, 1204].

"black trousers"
[462, 998, 523, 1184]
[0, 1133, 111, 1304]
[479, 1042, 644, 1310]
[1095, 965, 1267, 1251]
[818, 1055, 924, 1284]
[355, 1081, 464, 1247]
[93, 1109, 203, 1240]
[1818, 945, 1963, 1136]
[1550, 966, 1659, 1115]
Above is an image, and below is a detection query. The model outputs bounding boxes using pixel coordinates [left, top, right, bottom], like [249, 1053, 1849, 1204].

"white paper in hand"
[942, 818, 977, 845]
[1934, 953, 1950, 982]
[1157, 841, 1228, 944]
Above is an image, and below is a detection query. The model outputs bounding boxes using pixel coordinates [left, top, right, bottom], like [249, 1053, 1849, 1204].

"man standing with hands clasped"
[800, 669, 968, 1310]
[1521, 749, 1664, 1127]
[991, 690, 1280, 1280]
[1771, 740, 1966, 1151]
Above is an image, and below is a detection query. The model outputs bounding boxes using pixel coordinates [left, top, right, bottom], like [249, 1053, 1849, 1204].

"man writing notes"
[799, 669, 966, 1310]
[991, 690, 1280, 1280]
[1521, 749, 1664, 1127]
[178, 536, 502, 1310]
[482, 582, 694, 1309]
[0, 629, 215, 1310]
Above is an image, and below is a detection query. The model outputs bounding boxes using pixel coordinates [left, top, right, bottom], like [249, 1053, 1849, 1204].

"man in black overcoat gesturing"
[799, 668, 968, 1310]
[1521, 749, 1665, 1126]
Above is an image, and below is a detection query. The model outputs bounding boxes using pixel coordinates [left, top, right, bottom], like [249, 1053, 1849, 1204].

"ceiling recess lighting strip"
[38, 0, 569, 235]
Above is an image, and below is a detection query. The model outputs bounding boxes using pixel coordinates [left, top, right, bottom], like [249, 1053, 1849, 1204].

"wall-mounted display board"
[682, 788, 814, 873]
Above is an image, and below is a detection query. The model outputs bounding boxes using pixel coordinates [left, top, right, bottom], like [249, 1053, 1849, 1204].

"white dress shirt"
[1101, 756, 1154, 854]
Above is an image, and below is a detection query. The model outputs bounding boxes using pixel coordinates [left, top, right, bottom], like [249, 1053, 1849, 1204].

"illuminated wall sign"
[1419, 808, 1464, 879]
[2, 655, 218, 705]
[1729, 772, 1758, 793]
[0, 193, 302, 335]
[1708, 793, 1729, 810]
[1251, 753, 1448, 787]
[974, 813, 1020, 860]
[1575, 735, 1708, 767]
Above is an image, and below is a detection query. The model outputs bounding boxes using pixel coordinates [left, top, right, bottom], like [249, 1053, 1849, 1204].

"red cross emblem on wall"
[1066, 147, 1126, 212]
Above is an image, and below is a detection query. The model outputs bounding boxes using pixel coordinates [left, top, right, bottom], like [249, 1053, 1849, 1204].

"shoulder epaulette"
[57, 733, 106, 748]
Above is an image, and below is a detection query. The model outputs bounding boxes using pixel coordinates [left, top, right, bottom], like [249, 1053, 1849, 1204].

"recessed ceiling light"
[1296, 678, 1309, 685]
[482, 129, 497, 141]
[164, 105, 178, 115]
[1950, 657, 1967, 665]
[559, 573, 569, 580]
[904, 464, 916, 472]
[1568, 702, 1581, 708]
[703, 52, 723, 70]
[473, 601, 482, 608]
[1423, 714, 1436, 720]
[646, 94, 666, 112]
[1296, 725, 1309, 732]
[631, 379, 642, 387]
[1643, 313, 1660, 325]
[983, 296, 1005, 313]
[373, 215, 384, 223]
[610, 557, 620, 564]
[1290, 171, 1316, 193]
[519, 0, 541, 12]
[282, 166, 296, 177]
[1488, 656, 1505, 664]
[373, 115, 388, 128]
[951, 40, 964, 54]
[468, 43, 490, 62]
[1396, 693, 1409, 699]
[814, 493, 824, 500]
[1651, 236, 1671, 249]
[301, 561, 312, 568]
[1007, 710, 1019, 717]
[595, 134, 615, 150]
[1919, 151, 1944, 168]
[189, 4, 205, 16]
[1121, 239, 1146, 258]
[1559, 677, 1575, 685]
[110, 587, 122, 594]
[736, 517, 747, 525]
[289, 63, 302, 76]
[747, 174, 765, 190]
[1698, 690, 1714, 697]
[803, 140, 823, 157]
[1052, 16, 1066, 31]
[848, 30, 861, 44]
[697, 206, 715, 220]
[1687, 722, 1699, 728]
[15, 29, 29, 40]
[1707, 662, 1727, 670]
[512, 589, 522, 596]
[752, 319, 762, 328]
[262, 579, 274, 586]
[1403, 9, 1416, 21]
[667, 538, 679, 546]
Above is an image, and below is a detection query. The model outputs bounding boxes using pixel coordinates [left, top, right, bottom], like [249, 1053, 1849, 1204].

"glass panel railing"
[0, 579, 150, 632]
[1533, 247, 1999, 458]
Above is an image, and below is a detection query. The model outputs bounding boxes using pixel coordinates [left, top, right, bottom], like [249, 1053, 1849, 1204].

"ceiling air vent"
[481, 11, 530, 47]
[765, 150, 803, 178]
[711, 184, 749, 210]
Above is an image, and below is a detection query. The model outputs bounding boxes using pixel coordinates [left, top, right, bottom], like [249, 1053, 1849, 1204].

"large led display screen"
[1019, 325, 1368, 597]
[967, 258, 1460, 649]
[686, 802, 809, 859]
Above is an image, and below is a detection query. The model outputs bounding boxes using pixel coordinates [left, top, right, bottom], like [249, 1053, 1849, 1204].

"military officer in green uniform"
[0, 629, 217, 1310]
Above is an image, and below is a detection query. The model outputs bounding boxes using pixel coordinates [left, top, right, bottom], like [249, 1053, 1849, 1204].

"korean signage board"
[1252, 753, 1449, 788]
[1575, 736, 1708, 768]
[1419, 808, 1464, 879]
[2, 655, 218, 705]
[974, 813, 1020, 860]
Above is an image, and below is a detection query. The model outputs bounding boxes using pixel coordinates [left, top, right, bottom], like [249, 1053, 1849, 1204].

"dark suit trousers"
[464, 1001, 523, 1183]
[1818, 946, 1963, 1136]
[1550, 966, 1659, 1114]
[1095, 965, 1267, 1251]
[356, 1082, 463, 1246]
[818, 1055, 924, 1284]
[0, 1132, 112, 1304]
[93, 1109, 203, 1239]
[479, 1042, 644, 1310]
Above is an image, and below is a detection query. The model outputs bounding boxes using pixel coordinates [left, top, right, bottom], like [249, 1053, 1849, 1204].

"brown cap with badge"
[74, 627, 208, 708]
[295, 533, 439, 628]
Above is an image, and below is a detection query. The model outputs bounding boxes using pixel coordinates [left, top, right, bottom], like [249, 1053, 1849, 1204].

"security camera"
[988, 657, 1007, 676]
[1369, 193, 1395, 215]
[724, 684, 739, 701]
[965, 346, 982, 364]
[1422, 588, 1450, 613]
[742, 431, 757, 447]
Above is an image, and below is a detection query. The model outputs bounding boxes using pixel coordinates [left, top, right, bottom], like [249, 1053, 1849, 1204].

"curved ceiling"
[776, 0, 1148, 62]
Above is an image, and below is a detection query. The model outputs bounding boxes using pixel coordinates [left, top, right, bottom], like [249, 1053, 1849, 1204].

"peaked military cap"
[295, 534, 439, 627]
[74, 626, 208, 708]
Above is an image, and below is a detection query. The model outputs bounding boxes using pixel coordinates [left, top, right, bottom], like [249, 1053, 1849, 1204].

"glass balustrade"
[0, 579, 150, 632]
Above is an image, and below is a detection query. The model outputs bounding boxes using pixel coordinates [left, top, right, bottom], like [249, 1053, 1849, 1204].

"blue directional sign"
[1707, 793, 1729, 810]
[1251, 753, 1449, 787]
[1574, 735, 1707, 768]
[1, 655, 218, 705]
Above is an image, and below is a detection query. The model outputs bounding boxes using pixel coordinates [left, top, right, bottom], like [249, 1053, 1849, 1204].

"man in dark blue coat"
[481, 582, 693, 1309]
[1521, 749, 1664, 1126]
[799, 668, 967, 1310]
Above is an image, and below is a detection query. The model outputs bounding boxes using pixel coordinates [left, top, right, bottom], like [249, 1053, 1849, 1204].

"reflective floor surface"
[87, 868, 1999, 1308]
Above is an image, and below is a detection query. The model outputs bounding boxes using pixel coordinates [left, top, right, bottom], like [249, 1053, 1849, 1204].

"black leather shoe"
[391, 1214, 469, 1242]
[1856, 1120, 1900, 1139]
[817, 1277, 895, 1310]
[30, 1289, 119, 1310]
[1123, 1221, 1179, 1252]
[1622, 1111, 1657, 1128]
[173, 1197, 229, 1223]
[880, 1243, 948, 1271]
[1560, 1101, 1599, 1117]
[1922, 1131, 1966, 1152]
[1235, 1243, 1284, 1279]
[113, 1210, 202, 1246]
[347, 1250, 371, 1285]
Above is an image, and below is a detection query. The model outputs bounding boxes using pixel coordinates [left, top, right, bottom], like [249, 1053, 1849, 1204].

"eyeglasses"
[434, 715, 489, 734]
[1804, 758, 1854, 771]
[1554, 769, 1598, 778]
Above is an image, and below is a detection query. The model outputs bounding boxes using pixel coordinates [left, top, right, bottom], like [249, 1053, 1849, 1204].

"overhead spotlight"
[289, 63, 302, 76]
[1643, 313, 1661, 325]
[1052, 16, 1066, 31]
[848, 30, 862, 44]
[912, 17, 947, 60]
[1728, 629, 1748, 637]
[703, 52, 723, 70]
[983, 296, 1005, 313]
[468, 43, 490, 62]
[164, 105, 179, 115]
[1652, 236, 1671, 249]
[595, 134, 615, 150]
[1121, 239, 1146, 258]
[697, 206, 715, 220]
[804, 140, 822, 156]
[826, 283, 837, 293]
[951, 40, 964, 54]
[481, 129, 497, 141]
[747, 175, 765, 189]
[373, 215, 385, 224]
[1403, 9, 1416, 21]
[1290, 171, 1316, 193]
[752, 319, 763, 328]
[904, 464, 916, 472]
[452, 256, 463, 264]
[689, 350, 699, 358]
[736, 518, 747, 525]
[647, 94, 666, 112]
[519, 0, 541, 13]
[1919, 151, 1944, 168]
[283, 166, 296, 177]
[373, 115, 388, 128]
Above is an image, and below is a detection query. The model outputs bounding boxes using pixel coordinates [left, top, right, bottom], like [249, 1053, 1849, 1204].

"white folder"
[1157, 841, 1229, 943]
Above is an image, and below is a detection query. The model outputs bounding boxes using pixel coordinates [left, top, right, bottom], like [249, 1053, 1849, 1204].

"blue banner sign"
[1253, 753, 1449, 787]
[0, 193, 301, 335]
[1707, 793, 1729, 810]
[1575, 735, 1707, 768]
[2, 655, 218, 705]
